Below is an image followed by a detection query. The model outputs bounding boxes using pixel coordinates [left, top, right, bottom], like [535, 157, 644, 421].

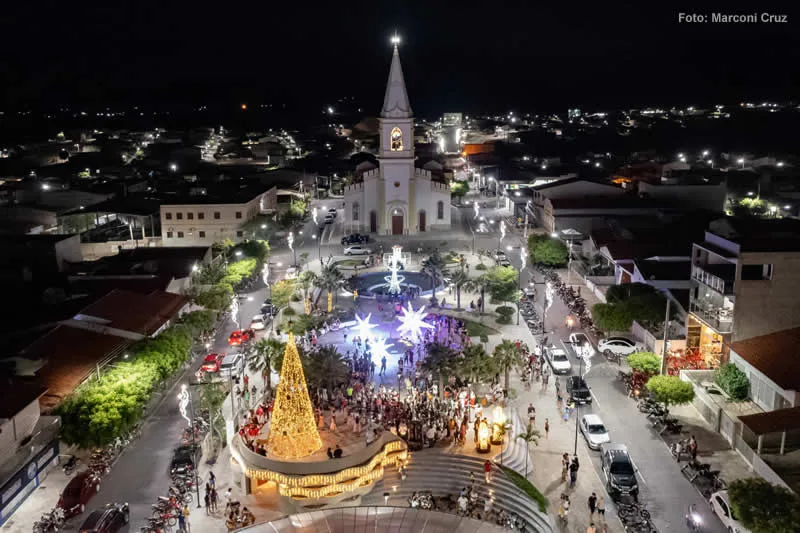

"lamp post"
[179, 385, 202, 508]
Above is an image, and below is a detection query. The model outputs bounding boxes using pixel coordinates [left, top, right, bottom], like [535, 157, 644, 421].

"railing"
[689, 301, 734, 333]
[691, 264, 732, 294]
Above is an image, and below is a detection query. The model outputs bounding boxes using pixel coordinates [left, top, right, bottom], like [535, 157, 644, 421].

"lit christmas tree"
[266, 332, 322, 458]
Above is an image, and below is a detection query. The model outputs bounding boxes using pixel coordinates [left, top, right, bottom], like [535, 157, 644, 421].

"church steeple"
[381, 36, 412, 119]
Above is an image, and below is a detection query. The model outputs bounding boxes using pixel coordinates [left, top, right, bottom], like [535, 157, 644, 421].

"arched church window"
[437, 200, 444, 219]
[352, 202, 360, 221]
[390, 127, 403, 151]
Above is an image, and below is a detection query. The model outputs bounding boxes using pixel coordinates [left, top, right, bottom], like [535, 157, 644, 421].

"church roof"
[382, 45, 412, 119]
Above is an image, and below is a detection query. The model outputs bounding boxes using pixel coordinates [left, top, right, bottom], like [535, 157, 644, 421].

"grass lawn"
[499, 464, 548, 512]
[462, 318, 499, 338]
[335, 259, 367, 268]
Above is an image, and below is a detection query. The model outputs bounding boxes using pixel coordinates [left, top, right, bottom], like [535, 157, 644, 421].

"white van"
[219, 353, 244, 378]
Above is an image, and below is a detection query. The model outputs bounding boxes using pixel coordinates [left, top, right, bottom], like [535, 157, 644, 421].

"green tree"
[715, 363, 750, 400]
[305, 345, 350, 396]
[450, 181, 469, 203]
[457, 343, 497, 384]
[600, 283, 672, 330]
[271, 279, 297, 311]
[484, 266, 519, 303]
[299, 252, 310, 270]
[463, 275, 492, 319]
[493, 339, 524, 392]
[516, 424, 542, 478]
[177, 310, 216, 337]
[645, 375, 695, 408]
[318, 262, 345, 309]
[196, 283, 234, 311]
[421, 343, 459, 398]
[197, 380, 227, 444]
[296, 271, 319, 311]
[591, 302, 636, 332]
[627, 352, 661, 375]
[448, 269, 471, 310]
[528, 235, 568, 267]
[728, 477, 800, 533]
[421, 250, 447, 297]
[193, 261, 226, 285]
[249, 338, 285, 392]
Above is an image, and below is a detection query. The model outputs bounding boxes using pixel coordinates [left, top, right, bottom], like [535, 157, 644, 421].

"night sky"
[1, 1, 798, 114]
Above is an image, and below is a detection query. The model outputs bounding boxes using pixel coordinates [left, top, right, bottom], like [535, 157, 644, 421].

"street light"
[177, 385, 203, 508]
[737, 158, 745, 169]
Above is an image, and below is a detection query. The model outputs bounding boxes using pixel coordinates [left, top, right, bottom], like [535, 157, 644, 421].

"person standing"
[183, 505, 191, 533]
[527, 403, 536, 427]
[203, 492, 210, 515]
[177, 508, 186, 532]
[380, 355, 387, 376]
[208, 471, 216, 490]
[484, 460, 493, 483]
[544, 418, 550, 439]
[689, 435, 698, 461]
[586, 523, 597, 533]
[596, 494, 605, 520]
[588, 492, 597, 517]
[210, 488, 218, 513]
[561, 453, 569, 482]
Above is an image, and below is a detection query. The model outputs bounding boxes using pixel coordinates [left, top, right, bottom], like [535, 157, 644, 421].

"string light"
[266, 333, 322, 458]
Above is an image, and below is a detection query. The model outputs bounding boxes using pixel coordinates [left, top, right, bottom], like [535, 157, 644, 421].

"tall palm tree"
[458, 343, 497, 384]
[493, 339, 524, 393]
[421, 250, 446, 298]
[448, 269, 470, 311]
[421, 342, 458, 398]
[297, 271, 319, 313]
[463, 274, 491, 319]
[318, 262, 345, 311]
[249, 338, 285, 392]
[516, 423, 542, 478]
[305, 345, 350, 396]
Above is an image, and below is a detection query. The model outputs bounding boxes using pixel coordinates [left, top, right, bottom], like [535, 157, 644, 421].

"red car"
[201, 353, 225, 373]
[57, 470, 101, 517]
[227, 329, 254, 346]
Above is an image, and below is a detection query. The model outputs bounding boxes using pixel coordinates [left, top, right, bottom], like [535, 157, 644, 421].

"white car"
[710, 490, 751, 533]
[597, 336, 640, 356]
[580, 414, 610, 450]
[285, 266, 299, 279]
[249, 314, 267, 331]
[569, 333, 595, 357]
[493, 249, 507, 261]
[546, 347, 572, 374]
[324, 214, 335, 224]
[344, 245, 372, 256]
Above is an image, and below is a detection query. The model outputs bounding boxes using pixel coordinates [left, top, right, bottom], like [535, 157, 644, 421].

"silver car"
[580, 414, 610, 450]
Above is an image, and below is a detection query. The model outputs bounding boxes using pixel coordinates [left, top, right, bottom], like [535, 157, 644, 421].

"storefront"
[0, 439, 60, 526]
[686, 314, 727, 368]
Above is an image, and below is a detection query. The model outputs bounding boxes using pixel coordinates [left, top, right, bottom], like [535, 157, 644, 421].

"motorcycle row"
[637, 397, 683, 435]
[533, 265, 601, 337]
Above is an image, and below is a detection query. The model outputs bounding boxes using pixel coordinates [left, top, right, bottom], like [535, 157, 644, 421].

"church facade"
[343, 44, 451, 236]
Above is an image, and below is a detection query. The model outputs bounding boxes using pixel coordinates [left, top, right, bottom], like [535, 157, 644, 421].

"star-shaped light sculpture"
[370, 336, 394, 363]
[396, 302, 434, 342]
[353, 313, 378, 340]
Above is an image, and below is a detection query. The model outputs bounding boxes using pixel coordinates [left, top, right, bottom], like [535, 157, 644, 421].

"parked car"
[324, 213, 335, 224]
[497, 258, 512, 267]
[522, 285, 536, 298]
[170, 445, 197, 476]
[219, 353, 244, 378]
[341, 233, 369, 245]
[261, 299, 273, 316]
[597, 336, 640, 356]
[344, 245, 372, 256]
[250, 314, 267, 331]
[78, 503, 130, 533]
[710, 490, 752, 533]
[580, 414, 610, 450]
[58, 471, 101, 517]
[492, 249, 507, 261]
[600, 443, 639, 499]
[568, 332, 595, 357]
[545, 346, 572, 374]
[228, 329, 255, 346]
[201, 353, 226, 373]
[327, 208, 337, 216]
[566, 375, 592, 404]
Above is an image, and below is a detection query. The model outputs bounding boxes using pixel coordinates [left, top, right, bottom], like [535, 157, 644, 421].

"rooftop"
[730, 327, 800, 391]
[549, 195, 665, 210]
[60, 196, 162, 217]
[739, 407, 800, 435]
[634, 259, 692, 281]
[532, 177, 620, 192]
[159, 182, 271, 206]
[708, 217, 800, 253]
[75, 289, 187, 336]
[0, 380, 47, 418]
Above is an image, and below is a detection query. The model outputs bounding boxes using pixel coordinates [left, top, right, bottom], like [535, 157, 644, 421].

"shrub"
[499, 465, 547, 512]
[474, 263, 487, 271]
[715, 363, 750, 400]
[496, 305, 515, 324]
[627, 352, 661, 375]
[283, 307, 297, 317]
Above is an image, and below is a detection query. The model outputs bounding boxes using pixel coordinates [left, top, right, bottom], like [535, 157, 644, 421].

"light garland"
[266, 333, 322, 458]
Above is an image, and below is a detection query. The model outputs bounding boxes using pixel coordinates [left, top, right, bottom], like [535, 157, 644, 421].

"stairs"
[495, 412, 533, 475]
[363, 447, 553, 532]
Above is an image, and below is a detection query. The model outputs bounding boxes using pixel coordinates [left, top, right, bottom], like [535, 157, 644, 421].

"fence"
[631, 320, 687, 355]
[584, 276, 614, 303]
[80, 237, 162, 260]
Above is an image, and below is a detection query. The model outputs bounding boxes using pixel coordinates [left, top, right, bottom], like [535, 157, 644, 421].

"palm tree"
[318, 262, 345, 311]
[421, 250, 446, 299]
[463, 274, 491, 319]
[448, 269, 470, 310]
[421, 342, 458, 398]
[249, 338, 285, 392]
[493, 339, 524, 393]
[457, 343, 497, 385]
[305, 345, 350, 397]
[516, 423, 542, 478]
[297, 271, 319, 313]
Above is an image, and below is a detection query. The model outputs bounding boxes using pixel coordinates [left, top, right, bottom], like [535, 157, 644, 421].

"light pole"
[179, 385, 202, 508]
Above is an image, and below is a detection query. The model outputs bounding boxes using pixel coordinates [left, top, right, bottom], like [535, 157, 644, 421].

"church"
[343, 41, 451, 236]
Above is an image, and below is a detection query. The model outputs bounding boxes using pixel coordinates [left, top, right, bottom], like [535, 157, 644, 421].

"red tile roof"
[730, 327, 800, 391]
[76, 289, 187, 336]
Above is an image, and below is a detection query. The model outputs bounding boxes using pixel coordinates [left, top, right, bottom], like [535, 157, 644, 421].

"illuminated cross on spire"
[391, 31, 401, 47]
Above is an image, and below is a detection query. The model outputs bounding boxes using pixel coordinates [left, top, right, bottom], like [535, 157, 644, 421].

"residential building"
[638, 180, 727, 213]
[530, 178, 624, 234]
[343, 43, 451, 236]
[0, 381, 60, 527]
[160, 183, 274, 246]
[688, 218, 800, 367]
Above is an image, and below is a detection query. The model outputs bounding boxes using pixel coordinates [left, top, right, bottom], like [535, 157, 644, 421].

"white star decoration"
[370, 337, 394, 362]
[396, 302, 434, 342]
[353, 313, 378, 340]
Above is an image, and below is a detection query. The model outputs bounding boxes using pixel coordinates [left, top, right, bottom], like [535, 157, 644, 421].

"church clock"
[390, 127, 403, 151]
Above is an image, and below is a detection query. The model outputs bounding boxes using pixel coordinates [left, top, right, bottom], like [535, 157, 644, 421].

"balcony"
[690, 301, 734, 333]
[691, 264, 735, 295]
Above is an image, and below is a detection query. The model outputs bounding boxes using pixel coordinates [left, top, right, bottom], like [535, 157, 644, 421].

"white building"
[160, 184, 274, 247]
[343, 43, 451, 236]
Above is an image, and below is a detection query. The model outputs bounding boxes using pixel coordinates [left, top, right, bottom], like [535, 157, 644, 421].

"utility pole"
[660, 298, 671, 375]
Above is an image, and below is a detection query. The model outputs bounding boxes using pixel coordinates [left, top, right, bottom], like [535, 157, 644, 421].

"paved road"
[92, 287, 267, 532]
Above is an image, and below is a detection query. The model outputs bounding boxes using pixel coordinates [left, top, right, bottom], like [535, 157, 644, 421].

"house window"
[199, 231, 206, 238]
[187, 212, 193, 220]
[741, 264, 773, 281]
[214, 212, 221, 219]
[236, 230, 244, 237]
[166, 231, 173, 238]
[176, 213, 183, 220]
[437, 200, 444, 219]
[198, 212, 204, 220]
[235, 211, 242, 219]
[177, 231, 184, 238]
[165, 213, 172, 220]
[352, 202, 360, 221]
